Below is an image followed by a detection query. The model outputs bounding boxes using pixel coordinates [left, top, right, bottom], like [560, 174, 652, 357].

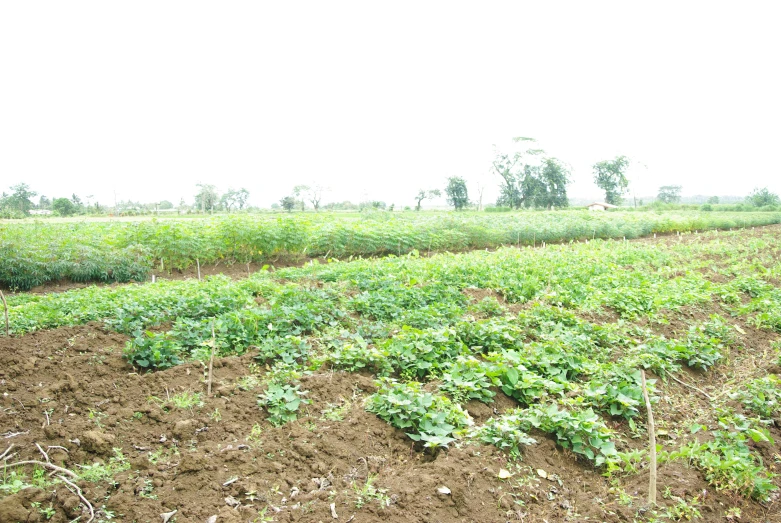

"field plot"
[2, 227, 781, 522]
[2, 210, 780, 291]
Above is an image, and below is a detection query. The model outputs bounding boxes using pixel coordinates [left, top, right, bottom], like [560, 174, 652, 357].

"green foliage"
[657, 185, 682, 204]
[730, 375, 781, 419]
[124, 332, 183, 370]
[258, 380, 309, 427]
[366, 379, 472, 451]
[593, 156, 630, 205]
[672, 429, 776, 501]
[517, 403, 617, 465]
[470, 412, 537, 458]
[445, 176, 469, 211]
[78, 448, 131, 482]
[747, 187, 780, 207]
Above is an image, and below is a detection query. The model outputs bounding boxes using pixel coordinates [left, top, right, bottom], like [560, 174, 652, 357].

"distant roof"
[587, 202, 618, 208]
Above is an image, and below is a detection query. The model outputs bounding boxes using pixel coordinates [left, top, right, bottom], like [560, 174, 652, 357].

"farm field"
[1, 226, 781, 522]
[2, 210, 780, 291]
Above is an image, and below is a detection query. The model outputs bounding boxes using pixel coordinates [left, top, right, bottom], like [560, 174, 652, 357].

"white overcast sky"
[1, 2, 779, 208]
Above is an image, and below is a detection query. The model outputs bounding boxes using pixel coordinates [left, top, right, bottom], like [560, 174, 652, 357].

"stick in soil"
[197, 258, 201, 280]
[207, 323, 216, 397]
[0, 289, 9, 336]
[0, 444, 13, 460]
[640, 370, 657, 505]
[4, 460, 81, 479]
[59, 475, 95, 523]
[35, 442, 50, 462]
[669, 373, 712, 400]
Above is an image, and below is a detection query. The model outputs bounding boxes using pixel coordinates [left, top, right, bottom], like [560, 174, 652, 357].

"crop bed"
[2, 210, 780, 290]
[1, 227, 781, 522]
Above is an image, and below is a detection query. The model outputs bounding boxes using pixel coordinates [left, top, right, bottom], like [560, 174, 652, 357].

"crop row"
[5, 228, 781, 501]
[2, 210, 780, 289]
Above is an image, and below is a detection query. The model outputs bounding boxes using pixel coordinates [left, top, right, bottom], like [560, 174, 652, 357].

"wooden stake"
[0, 289, 8, 336]
[196, 258, 201, 280]
[207, 323, 216, 397]
[640, 370, 657, 505]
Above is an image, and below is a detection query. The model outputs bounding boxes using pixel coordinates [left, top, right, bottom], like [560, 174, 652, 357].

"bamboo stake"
[207, 322, 216, 397]
[640, 370, 657, 505]
[196, 258, 201, 280]
[0, 289, 8, 336]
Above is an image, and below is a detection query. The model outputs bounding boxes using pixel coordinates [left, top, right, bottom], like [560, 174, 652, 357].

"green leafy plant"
[366, 378, 472, 453]
[258, 381, 309, 427]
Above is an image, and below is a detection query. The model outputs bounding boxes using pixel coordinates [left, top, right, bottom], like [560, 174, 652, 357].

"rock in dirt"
[206, 516, 217, 523]
[225, 496, 240, 507]
[437, 486, 451, 495]
[81, 430, 116, 454]
[172, 419, 196, 439]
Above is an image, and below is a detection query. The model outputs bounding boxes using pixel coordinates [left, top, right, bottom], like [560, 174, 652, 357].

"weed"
[138, 478, 157, 499]
[78, 448, 131, 482]
[353, 474, 392, 509]
[664, 495, 702, 521]
[170, 391, 204, 410]
[320, 399, 351, 421]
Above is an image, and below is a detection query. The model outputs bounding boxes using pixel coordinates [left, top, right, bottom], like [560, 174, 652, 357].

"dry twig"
[35, 442, 50, 462]
[670, 373, 713, 400]
[4, 460, 80, 479]
[641, 370, 657, 505]
[0, 444, 13, 460]
[0, 289, 8, 336]
[59, 474, 94, 523]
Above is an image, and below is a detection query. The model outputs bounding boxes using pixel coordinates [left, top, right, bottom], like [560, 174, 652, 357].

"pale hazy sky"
[2, 2, 779, 208]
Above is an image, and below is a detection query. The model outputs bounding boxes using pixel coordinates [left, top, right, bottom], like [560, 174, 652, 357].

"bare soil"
[2, 321, 780, 522]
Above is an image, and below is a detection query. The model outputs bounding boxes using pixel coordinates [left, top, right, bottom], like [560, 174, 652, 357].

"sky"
[1, 2, 779, 208]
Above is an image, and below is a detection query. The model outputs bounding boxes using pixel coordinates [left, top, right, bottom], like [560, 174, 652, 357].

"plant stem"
[641, 370, 657, 505]
[0, 289, 8, 336]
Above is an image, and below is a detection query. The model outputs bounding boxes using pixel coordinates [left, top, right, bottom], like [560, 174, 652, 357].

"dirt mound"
[0, 323, 777, 522]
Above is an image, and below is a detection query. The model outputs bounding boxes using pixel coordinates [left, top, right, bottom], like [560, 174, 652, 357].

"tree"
[52, 197, 77, 216]
[746, 187, 780, 207]
[38, 195, 51, 209]
[493, 138, 570, 209]
[593, 156, 630, 205]
[292, 185, 309, 211]
[445, 177, 469, 210]
[657, 185, 682, 204]
[7, 183, 37, 214]
[195, 184, 219, 213]
[280, 196, 296, 212]
[415, 189, 441, 211]
[707, 196, 720, 204]
[159, 200, 174, 210]
[537, 158, 570, 209]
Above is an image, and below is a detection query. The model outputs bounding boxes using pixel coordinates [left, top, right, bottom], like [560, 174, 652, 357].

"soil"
[2, 322, 780, 523]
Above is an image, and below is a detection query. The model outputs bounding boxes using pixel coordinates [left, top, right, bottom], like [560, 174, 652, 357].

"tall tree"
[445, 177, 469, 210]
[747, 187, 780, 207]
[280, 196, 296, 212]
[52, 197, 77, 216]
[493, 138, 569, 209]
[657, 185, 682, 204]
[7, 183, 37, 214]
[221, 188, 249, 212]
[292, 185, 309, 211]
[414, 189, 441, 211]
[593, 156, 630, 205]
[195, 184, 219, 213]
